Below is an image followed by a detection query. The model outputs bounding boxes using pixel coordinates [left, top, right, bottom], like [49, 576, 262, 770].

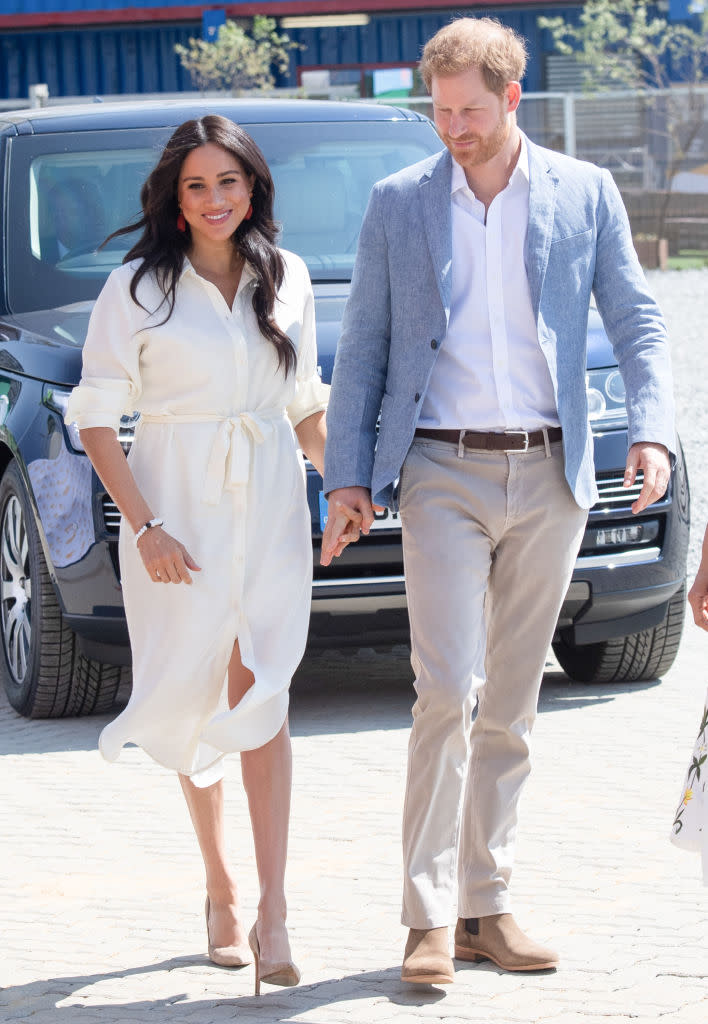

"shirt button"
[414, 392, 420, 403]
[430, 339, 438, 350]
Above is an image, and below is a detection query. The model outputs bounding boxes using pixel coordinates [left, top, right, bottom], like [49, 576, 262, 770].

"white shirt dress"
[66, 251, 328, 787]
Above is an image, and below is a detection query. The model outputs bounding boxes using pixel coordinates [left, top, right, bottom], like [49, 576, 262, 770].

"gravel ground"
[645, 267, 708, 577]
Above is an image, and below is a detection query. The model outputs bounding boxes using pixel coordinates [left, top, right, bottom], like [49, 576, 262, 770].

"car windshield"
[6, 119, 442, 314]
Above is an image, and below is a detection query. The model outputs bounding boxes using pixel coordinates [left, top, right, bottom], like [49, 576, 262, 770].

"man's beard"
[444, 111, 509, 169]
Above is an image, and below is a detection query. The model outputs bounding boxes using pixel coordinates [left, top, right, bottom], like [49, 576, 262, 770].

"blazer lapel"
[419, 149, 453, 316]
[524, 135, 559, 318]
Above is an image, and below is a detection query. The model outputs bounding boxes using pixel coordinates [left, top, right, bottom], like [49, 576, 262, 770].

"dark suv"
[0, 99, 689, 718]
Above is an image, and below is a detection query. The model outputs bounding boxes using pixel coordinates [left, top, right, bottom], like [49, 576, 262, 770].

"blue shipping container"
[0, 5, 584, 101]
[2, 1, 207, 12]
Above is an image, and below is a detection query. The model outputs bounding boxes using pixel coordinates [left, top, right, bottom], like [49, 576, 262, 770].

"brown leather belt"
[414, 426, 563, 452]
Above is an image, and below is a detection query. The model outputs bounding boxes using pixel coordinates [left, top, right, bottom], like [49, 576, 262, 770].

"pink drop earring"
[177, 210, 186, 232]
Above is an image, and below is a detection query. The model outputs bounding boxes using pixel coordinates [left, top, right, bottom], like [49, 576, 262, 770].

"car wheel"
[552, 581, 686, 684]
[0, 462, 126, 717]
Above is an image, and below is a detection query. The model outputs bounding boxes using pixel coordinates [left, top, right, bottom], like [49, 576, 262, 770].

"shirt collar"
[180, 255, 256, 290]
[179, 256, 195, 281]
[450, 157, 468, 197]
[450, 134, 529, 197]
[512, 135, 530, 186]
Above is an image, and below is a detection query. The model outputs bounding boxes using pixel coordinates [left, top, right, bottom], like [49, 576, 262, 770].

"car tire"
[0, 461, 126, 717]
[552, 580, 686, 684]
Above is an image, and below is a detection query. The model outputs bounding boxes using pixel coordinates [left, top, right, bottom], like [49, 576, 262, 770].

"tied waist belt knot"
[140, 409, 286, 504]
[415, 426, 563, 453]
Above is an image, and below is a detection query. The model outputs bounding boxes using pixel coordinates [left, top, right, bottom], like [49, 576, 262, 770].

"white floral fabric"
[671, 688, 708, 883]
[66, 251, 328, 786]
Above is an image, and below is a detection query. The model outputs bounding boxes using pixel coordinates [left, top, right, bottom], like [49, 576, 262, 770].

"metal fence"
[395, 86, 708, 193]
[6, 83, 708, 189]
[5, 83, 708, 244]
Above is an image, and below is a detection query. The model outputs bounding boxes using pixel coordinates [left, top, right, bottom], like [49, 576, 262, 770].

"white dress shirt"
[419, 139, 560, 431]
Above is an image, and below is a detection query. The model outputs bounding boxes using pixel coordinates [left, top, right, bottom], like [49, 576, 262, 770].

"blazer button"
[414, 392, 421, 403]
[431, 339, 438, 350]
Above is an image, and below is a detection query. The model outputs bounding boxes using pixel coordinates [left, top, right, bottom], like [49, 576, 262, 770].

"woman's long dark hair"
[109, 115, 296, 375]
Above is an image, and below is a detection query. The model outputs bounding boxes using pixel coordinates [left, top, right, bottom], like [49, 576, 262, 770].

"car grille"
[102, 471, 663, 535]
[592, 471, 645, 512]
[102, 496, 122, 535]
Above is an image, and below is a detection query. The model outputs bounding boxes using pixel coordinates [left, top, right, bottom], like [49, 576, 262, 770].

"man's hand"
[688, 523, 708, 632]
[320, 486, 382, 566]
[688, 567, 708, 633]
[623, 442, 671, 514]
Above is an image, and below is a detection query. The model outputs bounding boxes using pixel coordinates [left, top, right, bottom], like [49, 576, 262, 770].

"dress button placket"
[231, 292, 248, 609]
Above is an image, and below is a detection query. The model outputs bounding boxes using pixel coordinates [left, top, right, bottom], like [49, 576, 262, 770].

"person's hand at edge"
[624, 442, 671, 514]
[137, 526, 202, 584]
[320, 486, 383, 566]
[689, 523, 708, 632]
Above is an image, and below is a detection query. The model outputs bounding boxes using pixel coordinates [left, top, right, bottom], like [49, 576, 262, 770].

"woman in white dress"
[672, 522, 708, 882]
[66, 116, 358, 994]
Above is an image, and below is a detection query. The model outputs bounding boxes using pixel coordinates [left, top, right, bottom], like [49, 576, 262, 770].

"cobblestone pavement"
[2, 269, 708, 1023]
[2, 638, 708, 1024]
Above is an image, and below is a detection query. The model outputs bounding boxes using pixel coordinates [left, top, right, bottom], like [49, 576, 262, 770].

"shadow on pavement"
[538, 670, 662, 713]
[0, 960, 448, 1021]
[0, 645, 665, 754]
[0, 698, 105, 756]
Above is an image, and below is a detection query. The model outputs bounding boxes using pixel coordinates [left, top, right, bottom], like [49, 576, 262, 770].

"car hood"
[311, 283, 349, 384]
[586, 308, 615, 369]
[0, 304, 90, 385]
[0, 292, 617, 389]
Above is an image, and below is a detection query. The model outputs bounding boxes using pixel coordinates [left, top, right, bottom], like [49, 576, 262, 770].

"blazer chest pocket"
[550, 226, 593, 248]
[548, 227, 594, 285]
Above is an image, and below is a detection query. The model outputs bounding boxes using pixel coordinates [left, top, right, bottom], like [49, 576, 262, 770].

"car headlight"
[586, 368, 628, 429]
[43, 385, 138, 455]
[43, 385, 84, 452]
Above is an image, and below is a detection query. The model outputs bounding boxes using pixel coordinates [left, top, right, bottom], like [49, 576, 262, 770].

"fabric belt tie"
[414, 426, 563, 452]
[140, 409, 284, 504]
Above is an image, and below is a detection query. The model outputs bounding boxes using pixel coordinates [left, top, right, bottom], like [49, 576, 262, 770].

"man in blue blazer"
[322, 17, 674, 984]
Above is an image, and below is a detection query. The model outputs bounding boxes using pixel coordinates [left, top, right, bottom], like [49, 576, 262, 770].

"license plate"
[318, 492, 401, 533]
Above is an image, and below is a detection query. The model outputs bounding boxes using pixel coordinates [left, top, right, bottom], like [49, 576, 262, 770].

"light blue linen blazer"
[323, 134, 675, 511]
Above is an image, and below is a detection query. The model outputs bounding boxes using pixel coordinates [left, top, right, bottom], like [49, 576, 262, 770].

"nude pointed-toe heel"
[205, 896, 252, 968]
[248, 923, 300, 996]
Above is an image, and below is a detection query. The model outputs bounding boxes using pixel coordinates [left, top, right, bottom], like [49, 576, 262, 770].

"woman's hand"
[137, 526, 202, 584]
[320, 486, 385, 565]
[322, 500, 364, 562]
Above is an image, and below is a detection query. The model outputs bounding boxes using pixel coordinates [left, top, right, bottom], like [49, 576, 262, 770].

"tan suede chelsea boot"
[401, 926, 455, 984]
[454, 914, 558, 972]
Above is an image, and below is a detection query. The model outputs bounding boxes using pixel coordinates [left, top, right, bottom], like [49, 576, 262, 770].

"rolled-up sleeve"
[286, 270, 329, 428]
[66, 268, 142, 432]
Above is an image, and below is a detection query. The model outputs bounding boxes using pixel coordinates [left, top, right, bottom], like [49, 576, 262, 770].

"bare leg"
[241, 720, 294, 965]
[228, 639, 294, 965]
[229, 639, 294, 964]
[180, 640, 293, 964]
[176, 638, 256, 949]
[178, 773, 248, 948]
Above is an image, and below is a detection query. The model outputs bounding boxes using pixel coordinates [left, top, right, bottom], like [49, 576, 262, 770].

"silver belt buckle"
[503, 430, 530, 452]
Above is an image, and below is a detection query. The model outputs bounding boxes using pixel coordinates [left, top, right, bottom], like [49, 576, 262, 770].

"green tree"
[539, 0, 708, 261]
[175, 16, 300, 95]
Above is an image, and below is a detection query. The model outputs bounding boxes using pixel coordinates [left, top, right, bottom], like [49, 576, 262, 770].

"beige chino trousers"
[399, 436, 587, 928]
